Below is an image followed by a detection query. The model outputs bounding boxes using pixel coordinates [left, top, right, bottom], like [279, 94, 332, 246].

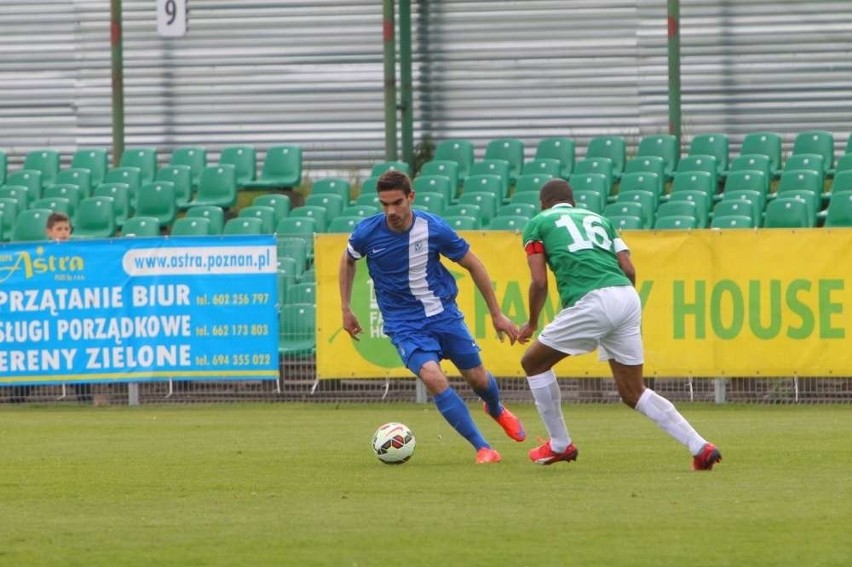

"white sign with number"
[157, 0, 187, 38]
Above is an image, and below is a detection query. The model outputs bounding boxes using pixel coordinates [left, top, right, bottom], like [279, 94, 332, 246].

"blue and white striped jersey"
[347, 210, 470, 332]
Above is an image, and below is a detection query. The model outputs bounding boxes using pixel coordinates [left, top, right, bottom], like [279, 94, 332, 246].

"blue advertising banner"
[0, 236, 279, 385]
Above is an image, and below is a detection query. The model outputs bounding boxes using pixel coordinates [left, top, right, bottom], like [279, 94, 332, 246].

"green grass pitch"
[1, 403, 850, 566]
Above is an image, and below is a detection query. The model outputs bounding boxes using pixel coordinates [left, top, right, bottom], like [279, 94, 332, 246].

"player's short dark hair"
[540, 178, 575, 207]
[46, 211, 71, 229]
[376, 170, 412, 195]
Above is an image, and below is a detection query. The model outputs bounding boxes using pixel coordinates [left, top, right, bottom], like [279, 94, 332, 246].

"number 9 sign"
[157, 0, 187, 38]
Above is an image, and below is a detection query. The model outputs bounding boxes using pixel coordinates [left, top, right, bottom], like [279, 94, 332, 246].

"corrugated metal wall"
[0, 1, 851, 176]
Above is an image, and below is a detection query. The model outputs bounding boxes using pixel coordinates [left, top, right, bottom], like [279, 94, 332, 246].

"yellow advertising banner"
[316, 229, 852, 379]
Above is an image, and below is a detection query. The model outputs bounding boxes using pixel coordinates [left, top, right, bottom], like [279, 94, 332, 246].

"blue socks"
[434, 387, 489, 450]
[474, 373, 502, 418]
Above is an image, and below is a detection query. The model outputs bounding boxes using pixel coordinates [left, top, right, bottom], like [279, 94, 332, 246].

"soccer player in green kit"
[518, 179, 722, 470]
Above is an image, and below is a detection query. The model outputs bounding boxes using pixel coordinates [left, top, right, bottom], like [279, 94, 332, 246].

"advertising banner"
[316, 229, 851, 378]
[0, 236, 279, 385]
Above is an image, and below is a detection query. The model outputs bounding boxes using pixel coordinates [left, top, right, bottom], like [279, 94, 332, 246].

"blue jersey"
[347, 210, 470, 333]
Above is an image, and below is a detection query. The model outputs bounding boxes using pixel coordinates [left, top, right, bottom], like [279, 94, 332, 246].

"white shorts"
[538, 286, 644, 365]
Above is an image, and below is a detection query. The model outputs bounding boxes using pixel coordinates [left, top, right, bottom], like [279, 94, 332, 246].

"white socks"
[527, 370, 572, 452]
[635, 389, 707, 455]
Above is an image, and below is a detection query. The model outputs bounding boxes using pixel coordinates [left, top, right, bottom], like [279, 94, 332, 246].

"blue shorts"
[386, 311, 482, 376]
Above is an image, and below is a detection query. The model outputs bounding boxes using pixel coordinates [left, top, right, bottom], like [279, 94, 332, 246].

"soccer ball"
[371, 422, 416, 464]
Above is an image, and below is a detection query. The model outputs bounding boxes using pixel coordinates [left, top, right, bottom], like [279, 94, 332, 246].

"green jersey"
[522, 203, 631, 308]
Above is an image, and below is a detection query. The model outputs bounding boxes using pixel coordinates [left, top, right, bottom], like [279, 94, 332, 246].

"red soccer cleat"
[484, 403, 526, 442]
[692, 443, 722, 471]
[475, 447, 502, 464]
[528, 440, 578, 465]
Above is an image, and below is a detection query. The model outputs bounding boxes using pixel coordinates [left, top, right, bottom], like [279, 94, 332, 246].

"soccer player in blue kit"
[339, 170, 526, 464]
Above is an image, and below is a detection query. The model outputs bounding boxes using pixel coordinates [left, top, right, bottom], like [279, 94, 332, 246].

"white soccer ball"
[371, 422, 416, 464]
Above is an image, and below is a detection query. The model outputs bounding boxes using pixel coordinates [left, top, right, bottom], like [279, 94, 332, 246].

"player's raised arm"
[456, 249, 519, 344]
[338, 249, 363, 340]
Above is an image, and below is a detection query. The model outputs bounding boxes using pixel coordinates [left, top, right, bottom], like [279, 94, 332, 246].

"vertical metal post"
[667, 0, 682, 149]
[714, 378, 727, 404]
[128, 383, 140, 406]
[415, 378, 427, 404]
[382, 0, 398, 161]
[398, 0, 414, 168]
[110, 0, 126, 166]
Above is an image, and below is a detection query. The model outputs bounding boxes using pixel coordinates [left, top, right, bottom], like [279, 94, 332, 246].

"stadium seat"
[219, 145, 257, 186]
[510, 191, 541, 208]
[305, 193, 345, 222]
[764, 197, 810, 228]
[574, 158, 614, 191]
[278, 237, 309, 277]
[370, 160, 410, 178]
[740, 132, 782, 177]
[522, 158, 561, 179]
[618, 171, 663, 201]
[413, 174, 454, 203]
[624, 155, 666, 181]
[278, 303, 316, 356]
[434, 139, 475, 187]
[103, 167, 142, 207]
[670, 171, 715, 204]
[71, 148, 109, 187]
[535, 137, 575, 179]
[276, 261, 298, 302]
[654, 215, 697, 230]
[31, 197, 71, 216]
[487, 215, 527, 231]
[252, 193, 292, 225]
[723, 170, 769, 202]
[119, 147, 158, 184]
[223, 217, 264, 235]
[238, 205, 277, 233]
[783, 154, 825, 185]
[615, 190, 655, 228]
[341, 205, 378, 218]
[311, 178, 351, 203]
[50, 168, 92, 198]
[569, 172, 611, 202]
[485, 138, 524, 185]
[721, 190, 764, 225]
[275, 217, 317, 260]
[286, 282, 316, 305]
[676, 156, 718, 191]
[711, 215, 754, 229]
[777, 169, 823, 197]
[170, 216, 212, 236]
[458, 192, 498, 227]
[0, 185, 29, 207]
[352, 190, 379, 208]
[189, 164, 237, 208]
[184, 205, 225, 235]
[835, 154, 852, 175]
[443, 215, 478, 230]
[121, 216, 161, 237]
[713, 199, 756, 226]
[7, 169, 43, 204]
[289, 205, 328, 232]
[574, 189, 604, 214]
[604, 202, 645, 227]
[43, 184, 82, 217]
[637, 134, 679, 180]
[169, 146, 206, 188]
[513, 173, 553, 195]
[773, 189, 818, 226]
[830, 170, 852, 197]
[419, 160, 460, 194]
[443, 203, 482, 228]
[469, 160, 510, 201]
[326, 215, 362, 233]
[688, 133, 729, 177]
[824, 192, 852, 227]
[607, 215, 643, 230]
[655, 200, 699, 227]
[415, 192, 446, 214]
[23, 149, 60, 186]
[72, 197, 116, 239]
[12, 208, 52, 242]
[729, 154, 772, 185]
[462, 174, 503, 204]
[792, 130, 834, 176]
[242, 145, 302, 189]
[499, 202, 537, 219]
[93, 182, 131, 226]
[156, 164, 194, 208]
[359, 176, 379, 196]
[668, 191, 710, 228]
[0, 198, 20, 241]
[586, 135, 626, 180]
[135, 181, 176, 226]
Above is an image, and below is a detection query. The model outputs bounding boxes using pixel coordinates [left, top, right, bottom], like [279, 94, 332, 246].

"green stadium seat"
[777, 169, 823, 196]
[688, 134, 729, 176]
[513, 173, 553, 195]
[835, 154, 852, 176]
[654, 215, 697, 230]
[23, 149, 60, 186]
[676, 156, 718, 191]
[443, 215, 478, 230]
[711, 215, 754, 229]
[721, 190, 764, 226]
[72, 197, 116, 238]
[342, 205, 378, 218]
[523, 158, 561, 178]
[487, 215, 527, 231]
[31, 197, 71, 216]
[276, 261, 298, 302]
[569, 172, 611, 202]
[729, 154, 772, 185]
[713, 199, 756, 226]
[12, 208, 52, 242]
[170, 216, 212, 236]
[299, 267, 315, 285]
[252, 193, 292, 225]
[830, 170, 852, 197]
[93, 182, 131, 226]
[458, 191, 498, 227]
[604, 202, 644, 226]
[71, 148, 109, 187]
[443, 204, 482, 228]
[625, 155, 666, 181]
[824, 192, 852, 227]
[535, 137, 575, 179]
[723, 170, 769, 202]
[510, 191, 541, 208]
[637, 134, 679, 180]
[311, 178, 351, 203]
[783, 154, 825, 184]
[278, 303, 316, 356]
[0, 198, 20, 241]
[49, 168, 92, 198]
[792, 131, 834, 176]
[469, 160, 510, 201]
[370, 160, 410, 178]
[278, 237, 309, 277]
[484, 138, 524, 185]
[668, 191, 710, 228]
[120, 147, 158, 184]
[289, 205, 328, 232]
[419, 160, 460, 192]
[219, 145, 257, 186]
[185, 205, 225, 234]
[740, 132, 782, 177]
[242, 145, 302, 189]
[414, 174, 454, 203]
[43, 184, 82, 217]
[774, 189, 818, 226]
[7, 170, 43, 204]
[499, 202, 537, 218]
[121, 216, 161, 237]
[135, 181, 176, 226]
[359, 177, 379, 196]
[586, 135, 626, 180]
[286, 282, 316, 305]
[615, 190, 655, 228]
[275, 217, 317, 260]
[655, 200, 699, 227]
[434, 139, 475, 187]
[607, 215, 643, 230]
[223, 217, 264, 235]
[156, 164, 194, 208]
[305, 193, 345, 222]
[619, 171, 662, 201]
[169, 146, 207, 188]
[670, 171, 715, 206]
[0, 185, 30, 207]
[103, 167, 142, 207]
[764, 197, 810, 228]
[845, 133, 852, 155]
[574, 158, 614, 192]
[189, 165, 237, 208]
[574, 189, 605, 214]
[462, 174, 503, 204]
[415, 192, 446, 214]
[238, 205, 277, 233]
[326, 215, 363, 233]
